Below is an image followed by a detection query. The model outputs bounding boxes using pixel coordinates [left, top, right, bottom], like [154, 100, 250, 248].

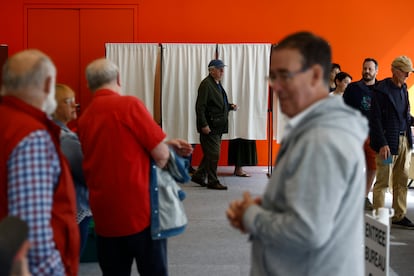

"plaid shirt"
[7, 130, 65, 276]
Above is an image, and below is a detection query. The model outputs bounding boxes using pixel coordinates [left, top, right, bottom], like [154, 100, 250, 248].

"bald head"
[3, 49, 56, 92]
[2, 49, 57, 114]
[85, 58, 119, 92]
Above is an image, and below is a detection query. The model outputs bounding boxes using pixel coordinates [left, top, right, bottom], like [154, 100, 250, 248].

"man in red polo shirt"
[78, 58, 192, 276]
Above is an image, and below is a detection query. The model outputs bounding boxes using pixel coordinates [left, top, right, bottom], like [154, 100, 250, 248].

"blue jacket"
[369, 78, 413, 154]
[150, 148, 190, 240]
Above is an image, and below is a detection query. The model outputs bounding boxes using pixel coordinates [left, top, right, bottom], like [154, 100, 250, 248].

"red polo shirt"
[78, 89, 166, 237]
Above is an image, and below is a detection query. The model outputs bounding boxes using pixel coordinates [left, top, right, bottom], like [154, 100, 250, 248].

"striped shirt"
[7, 130, 65, 276]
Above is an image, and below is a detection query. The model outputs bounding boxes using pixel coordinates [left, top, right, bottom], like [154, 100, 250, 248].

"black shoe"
[392, 217, 414, 229]
[207, 182, 228, 190]
[191, 176, 206, 187]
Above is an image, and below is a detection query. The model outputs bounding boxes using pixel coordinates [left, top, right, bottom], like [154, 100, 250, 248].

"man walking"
[192, 59, 237, 190]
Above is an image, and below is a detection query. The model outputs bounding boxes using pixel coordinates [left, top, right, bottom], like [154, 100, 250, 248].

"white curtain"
[161, 43, 217, 143]
[274, 98, 288, 143]
[104, 43, 284, 144]
[105, 43, 158, 116]
[217, 44, 271, 140]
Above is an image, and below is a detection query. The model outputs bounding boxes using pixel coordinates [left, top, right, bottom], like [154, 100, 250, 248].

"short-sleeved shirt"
[78, 89, 166, 237]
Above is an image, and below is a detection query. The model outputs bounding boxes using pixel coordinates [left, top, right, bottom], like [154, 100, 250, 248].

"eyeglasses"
[63, 97, 76, 105]
[266, 66, 309, 86]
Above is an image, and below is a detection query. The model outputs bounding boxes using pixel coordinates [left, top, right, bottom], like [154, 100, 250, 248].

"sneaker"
[392, 217, 414, 229]
[191, 176, 206, 187]
[207, 182, 228, 190]
[364, 197, 373, 211]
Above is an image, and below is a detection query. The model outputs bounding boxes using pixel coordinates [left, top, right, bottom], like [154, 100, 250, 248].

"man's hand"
[166, 139, 193, 157]
[202, 125, 211, 135]
[226, 191, 260, 233]
[379, 145, 391, 160]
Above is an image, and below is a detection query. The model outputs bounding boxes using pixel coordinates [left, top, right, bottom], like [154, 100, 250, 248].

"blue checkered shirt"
[7, 130, 65, 275]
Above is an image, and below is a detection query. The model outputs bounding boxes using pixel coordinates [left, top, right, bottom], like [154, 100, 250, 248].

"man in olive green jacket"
[192, 59, 237, 190]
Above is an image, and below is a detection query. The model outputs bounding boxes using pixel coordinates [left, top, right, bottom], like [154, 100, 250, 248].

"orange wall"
[3, 0, 414, 81]
[191, 140, 280, 167]
[136, 0, 414, 89]
[1, 0, 414, 166]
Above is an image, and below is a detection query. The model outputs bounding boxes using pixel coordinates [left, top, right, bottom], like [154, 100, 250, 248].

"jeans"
[97, 227, 168, 276]
[79, 216, 92, 257]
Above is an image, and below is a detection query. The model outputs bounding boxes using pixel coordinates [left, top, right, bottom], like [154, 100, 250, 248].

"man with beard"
[0, 50, 79, 275]
[370, 56, 414, 228]
[343, 58, 379, 211]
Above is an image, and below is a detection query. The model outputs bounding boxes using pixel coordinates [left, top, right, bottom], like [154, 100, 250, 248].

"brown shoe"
[207, 182, 228, 190]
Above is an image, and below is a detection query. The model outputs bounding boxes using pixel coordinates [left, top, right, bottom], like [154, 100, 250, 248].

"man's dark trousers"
[196, 132, 222, 184]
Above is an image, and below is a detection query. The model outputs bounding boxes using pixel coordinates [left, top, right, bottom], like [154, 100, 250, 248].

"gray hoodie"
[244, 96, 368, 276]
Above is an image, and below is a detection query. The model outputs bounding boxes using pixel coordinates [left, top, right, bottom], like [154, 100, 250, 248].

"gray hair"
[2, 50, 56, 92]
[85, 58, 119, 91]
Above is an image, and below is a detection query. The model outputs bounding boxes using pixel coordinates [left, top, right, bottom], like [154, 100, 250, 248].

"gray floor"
[79, 166, 414, 276]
